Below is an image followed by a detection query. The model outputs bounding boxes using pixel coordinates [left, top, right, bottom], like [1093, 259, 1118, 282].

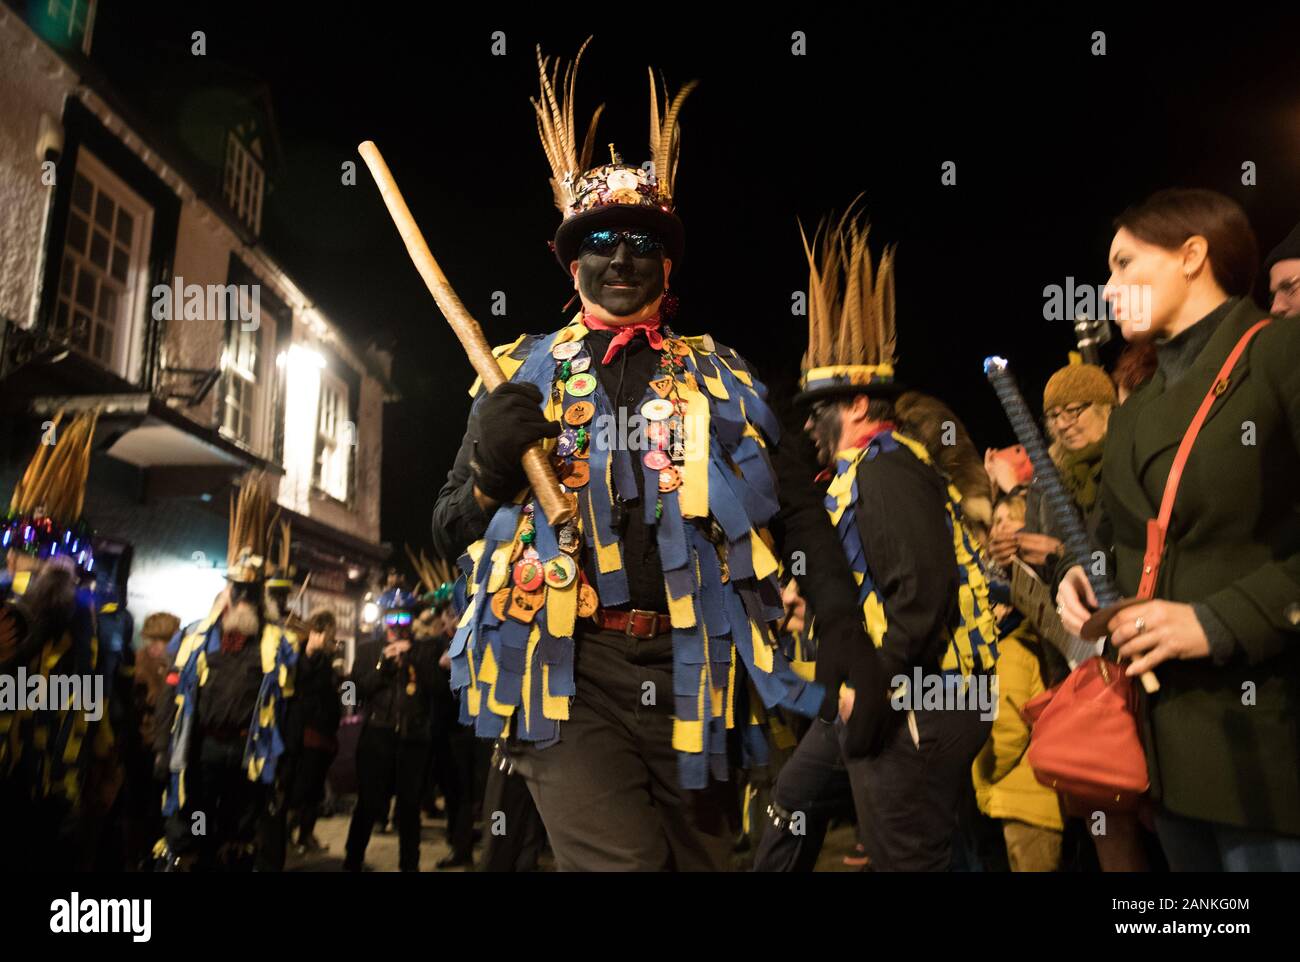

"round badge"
[555, 431, 577, 457]
[566, 373, 597, 397]
[669, 338, 692, 357]
[491, 587, 511, 620]
[569, 355, 592, 374]
[562, 461, 590, 488]
[564, 401, 595, 426]
[659, 466, 682, 492]
[647, 421, 671, 447]
[643, 450, 671, 471]
[512, 558, 544, 592]
[577, 583, 599, 618]
[543, 554, 577, 589]
[552, 340, 582, 360]
[641, 398, 674, 422]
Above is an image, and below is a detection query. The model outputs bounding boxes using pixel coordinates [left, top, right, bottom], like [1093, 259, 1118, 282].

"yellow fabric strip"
[541, 664, 570, 721]
[586, 471, 623, 574]
[671, 666, 707, 753]
[750, 619, 773, 674]
[678, 376, 710, 519]
[457, 595, 478, 630]
[546, 580, 578, 639]
[668, 583, 696, 629]
[467, 334, 528, 397]
[725, 642, 736, 729]
[521, 626, 539, 725]
[750, 529, 778, 581]
[715, 353, 754, 387]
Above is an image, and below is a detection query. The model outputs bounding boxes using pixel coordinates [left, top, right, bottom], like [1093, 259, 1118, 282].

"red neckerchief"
[582, 311, 663, 365]
[813, 421, 898, 483]
[221, 631, 249, 654]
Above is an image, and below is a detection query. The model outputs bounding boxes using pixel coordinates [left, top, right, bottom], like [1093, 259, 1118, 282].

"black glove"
[469, 382, 562, 502]
[814, 615, 893, 758]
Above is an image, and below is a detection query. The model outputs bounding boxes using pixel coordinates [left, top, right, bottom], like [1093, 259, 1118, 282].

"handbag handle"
[1137, 318, 1272, 600]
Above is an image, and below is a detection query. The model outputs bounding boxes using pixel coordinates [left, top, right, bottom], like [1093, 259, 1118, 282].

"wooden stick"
[357, 141, 574, 526]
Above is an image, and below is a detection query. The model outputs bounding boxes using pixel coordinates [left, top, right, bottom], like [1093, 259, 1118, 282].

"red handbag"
[1022, 319, 1272, 810]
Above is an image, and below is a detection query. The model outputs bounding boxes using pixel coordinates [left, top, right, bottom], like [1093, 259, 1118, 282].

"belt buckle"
[624, 608, 658, 640]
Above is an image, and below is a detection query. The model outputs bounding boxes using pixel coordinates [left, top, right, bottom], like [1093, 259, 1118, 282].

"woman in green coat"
[1058, 188, 1300, 871]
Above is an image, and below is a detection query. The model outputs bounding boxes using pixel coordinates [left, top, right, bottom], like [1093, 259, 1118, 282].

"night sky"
[88, 4, 1300, 561]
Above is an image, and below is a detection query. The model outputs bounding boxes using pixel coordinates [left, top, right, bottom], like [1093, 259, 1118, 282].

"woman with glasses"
[1058, 188, 1300, 871]
[989, 363, 1116, 581]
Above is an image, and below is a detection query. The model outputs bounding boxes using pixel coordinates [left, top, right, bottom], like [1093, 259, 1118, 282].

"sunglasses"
[580, 229, 664, 257]
[383, 611, 413, 626]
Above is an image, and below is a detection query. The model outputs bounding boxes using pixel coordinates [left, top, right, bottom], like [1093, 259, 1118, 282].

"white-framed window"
[223, 132, 264, 235]
[313, 371, 350, 502]
[222, 322, 262, 448]
[55, 146, 152, 377]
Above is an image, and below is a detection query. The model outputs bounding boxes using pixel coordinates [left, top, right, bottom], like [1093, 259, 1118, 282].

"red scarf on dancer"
[582, 311, 663, 365]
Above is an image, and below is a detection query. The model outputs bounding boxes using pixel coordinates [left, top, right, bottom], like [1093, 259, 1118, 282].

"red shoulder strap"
[1137, 318, 1272, 599]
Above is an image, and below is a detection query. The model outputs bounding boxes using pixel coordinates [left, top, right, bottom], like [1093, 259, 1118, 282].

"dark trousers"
[508, 627, 735, 871]
[429, 726, 477, 859]
[752, 717, 870, 871]
[288, 746, 336, 843]
[859, 704, 992, 870]
[480, 758, 547, 872]
[755, 703, 991, 872]
[165, 734, 266, 870]
[345, 726, 428, 871]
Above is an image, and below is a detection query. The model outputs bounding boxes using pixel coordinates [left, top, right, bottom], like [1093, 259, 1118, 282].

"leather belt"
[590, 607, 673, 640]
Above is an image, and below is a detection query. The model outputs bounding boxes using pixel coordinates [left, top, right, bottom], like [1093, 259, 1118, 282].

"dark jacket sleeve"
[152, 676, 177, 759]
[412, 640, 441, 688]
[854, 449, 959, 676]
[431, 406, 493, 561]
[352, 641, 395, 701]
[769, 411, 862, 625]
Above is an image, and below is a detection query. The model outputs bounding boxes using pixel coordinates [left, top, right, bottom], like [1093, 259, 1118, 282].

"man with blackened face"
[432, 43, 819, 871]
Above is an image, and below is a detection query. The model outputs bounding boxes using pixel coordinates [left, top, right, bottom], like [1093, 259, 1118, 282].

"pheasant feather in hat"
[535, 37, 696, 267]
[796, 201, 902, 406]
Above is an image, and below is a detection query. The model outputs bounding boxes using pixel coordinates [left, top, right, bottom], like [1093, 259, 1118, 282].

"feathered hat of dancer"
[795, 200, 904, 407]
[405, 545, 456, 611]
[226, 470, 273, 584]
[4, 408, 99, 571]
[535, 36, 696, 267]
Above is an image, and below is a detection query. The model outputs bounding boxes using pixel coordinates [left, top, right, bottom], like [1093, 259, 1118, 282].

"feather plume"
[648, 68, 697, 201]
[799, 204, 898, 371]
[227, 470, 272, 573]
[11, 408, 98, 522]
[405, 544, 455, 594]
[532, 38, 604, 213]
